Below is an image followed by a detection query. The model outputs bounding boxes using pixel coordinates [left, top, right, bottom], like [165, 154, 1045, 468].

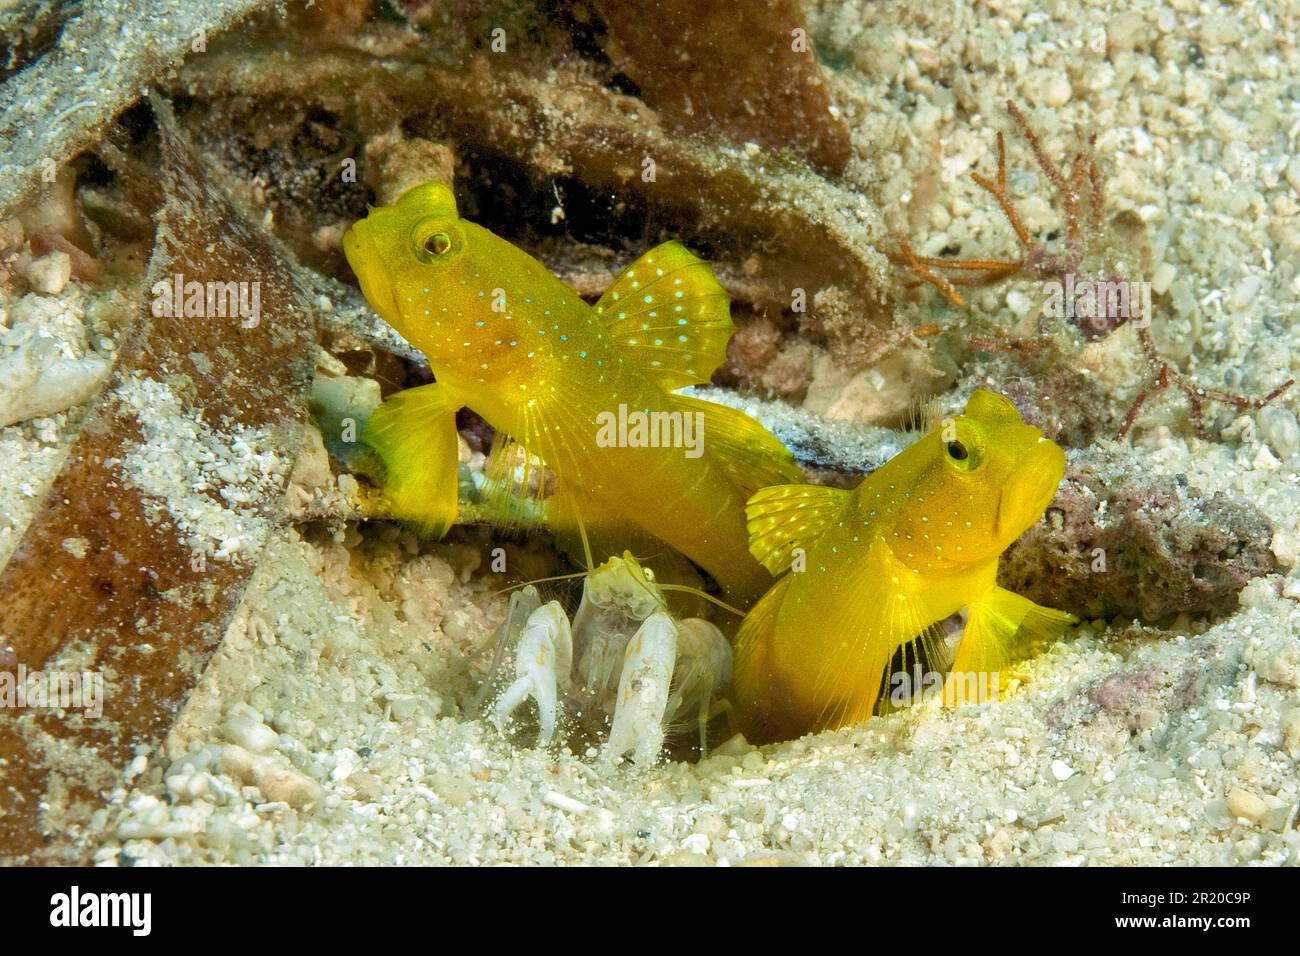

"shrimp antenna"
[656, 584, 744, 618]
[574, 510, 594, 571]
[490, 569, 592, 597]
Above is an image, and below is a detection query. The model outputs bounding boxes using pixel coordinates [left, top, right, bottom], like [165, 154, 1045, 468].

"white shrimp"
[490, 600, 572, 745]
[483, 553, 732, 764]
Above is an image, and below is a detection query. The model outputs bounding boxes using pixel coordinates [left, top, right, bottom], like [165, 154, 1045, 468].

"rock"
[1281, 710, 1300, 751]
[23, 251, 71, 295]
[222, 712, 279, 753]
[710, 733, 754, 758]
[288, 424, 332, 493]
[804, 348, 949, 427]
[1106, 11, 1150, 53]
[590, 0, 851, 175]
[1044, 74, 1072, 108]
[1000, 448, 1278, 621]
[1225, 786, 1267, 823]
[0, 332, 112, 427]
[1258, 407, 1300, 461]
[253, 761, 321, 809]
[430, 773, 475, 808]
[1249, 633, 1300, 689]
[363, 134, 455, 206]
[164, 770, 212, 801]
[0, 218, 24, 254]
[218, 743, 258, 782]
[218, 744, 320, 809]
[1151, 262, 1177, 295]
[1222, 777, 1290, 832]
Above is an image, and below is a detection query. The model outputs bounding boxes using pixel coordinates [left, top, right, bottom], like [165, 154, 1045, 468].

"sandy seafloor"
[3, 0, 1300, 865]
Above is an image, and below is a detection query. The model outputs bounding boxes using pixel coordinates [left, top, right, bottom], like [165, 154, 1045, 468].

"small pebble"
[1231, 274, 1262, 310]
[1151, 262, 1177, 295]
[680, 833, 711, 855]
[1225, 786, 1267, 823]
[1257, 407, 1299, 461]
[222, 713, 278, 753]
[0, 218, 23, 253]
[1043, 74, 1072, 107]
[1005, 289, 1035, 317]
[1281, 710, 1300, 751]
[24, 251, 71, 295]
[255, 762, 321, 809]
[1051, 759, 1075, 781]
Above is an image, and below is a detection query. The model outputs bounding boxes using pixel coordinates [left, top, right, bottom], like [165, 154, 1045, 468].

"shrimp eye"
[424, 232, 452, 257]
[946, 440, 968, 461]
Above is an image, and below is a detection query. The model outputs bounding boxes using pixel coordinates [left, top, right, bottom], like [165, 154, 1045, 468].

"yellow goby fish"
[342, 182, 801, 603]
[731, 389, 1076, 743]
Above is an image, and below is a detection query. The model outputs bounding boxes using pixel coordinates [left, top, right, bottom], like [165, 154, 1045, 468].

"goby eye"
[424, 232, 452, 256]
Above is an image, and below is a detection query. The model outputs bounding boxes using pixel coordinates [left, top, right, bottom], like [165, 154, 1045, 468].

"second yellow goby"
[731, 389, 1077, 743]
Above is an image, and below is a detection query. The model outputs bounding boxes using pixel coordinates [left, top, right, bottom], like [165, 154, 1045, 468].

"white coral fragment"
[0, 329, 110, 427]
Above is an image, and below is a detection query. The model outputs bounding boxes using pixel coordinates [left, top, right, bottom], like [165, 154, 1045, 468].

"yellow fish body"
[342, 182, 801, 603]
[732, 389, 1076, 743]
